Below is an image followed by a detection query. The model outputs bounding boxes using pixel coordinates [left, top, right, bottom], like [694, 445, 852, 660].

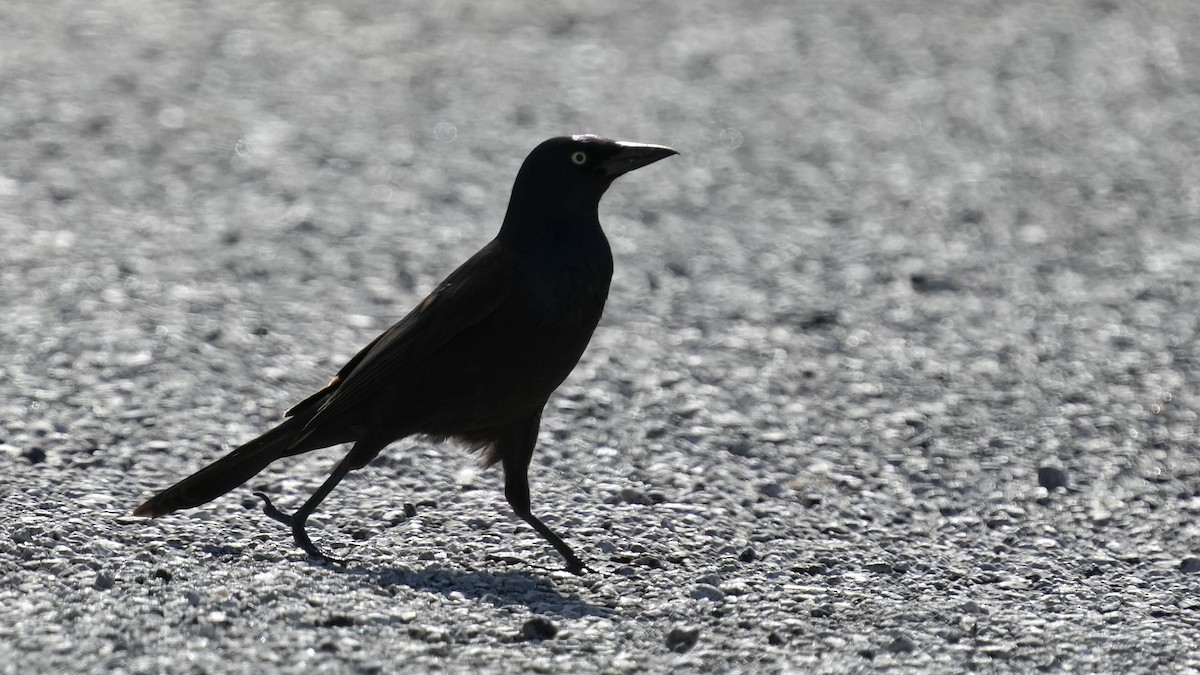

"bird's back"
[298, 231, 612, 445]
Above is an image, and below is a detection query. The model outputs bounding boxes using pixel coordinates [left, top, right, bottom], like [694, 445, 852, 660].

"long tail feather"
[134, 417, 305, 517]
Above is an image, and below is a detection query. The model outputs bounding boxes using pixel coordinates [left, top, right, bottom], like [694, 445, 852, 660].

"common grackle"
[133, 135, 677, 575]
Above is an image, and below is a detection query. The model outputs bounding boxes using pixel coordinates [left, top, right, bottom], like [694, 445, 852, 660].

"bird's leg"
[256, 439, 385, 566]
[276, 460, 353, 564]
[503, 458, 587, 575]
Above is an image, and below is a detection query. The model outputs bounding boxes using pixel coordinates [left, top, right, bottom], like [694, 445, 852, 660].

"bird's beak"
[600, 141, 679, 178]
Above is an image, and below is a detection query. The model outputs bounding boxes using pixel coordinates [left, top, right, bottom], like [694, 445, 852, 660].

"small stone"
[1038, 465, 1068, 490]
[321, 615, 355, 628]
[1180, 558, 1200, 574]
[759, 483, 786, 498]
[887, 633, 917, 653]
[910, 273, 958, 293]
[864, 562, 893, 574]
[666, 626, 700, 653]
[633, 555, 663, 569]
[738, 547, 757, 563]
[939, 629, 963, 644]
[767, 631, 787, 646]
[690, 584, 725, 602]
[23, 447, 46, 464]
[93, 571, 115, 590]
[521, 617, 558, 640]
[800, 310, 838, 329]
[608, 488, 655, 506]
[719, 580, 751, 596]
[981, 643, 1013, 659]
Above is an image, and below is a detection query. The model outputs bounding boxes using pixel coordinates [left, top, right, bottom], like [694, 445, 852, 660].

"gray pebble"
[887, 633, 917, 653]
[520, 617, 558, 641]
[608, 488, 655, 506]
[1038, 465, 1069, 490]
[690, 584, 726, 602]
[666, 626, 700, 653]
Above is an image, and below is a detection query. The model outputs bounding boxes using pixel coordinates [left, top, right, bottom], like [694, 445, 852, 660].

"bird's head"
[501, 135, 677, 236]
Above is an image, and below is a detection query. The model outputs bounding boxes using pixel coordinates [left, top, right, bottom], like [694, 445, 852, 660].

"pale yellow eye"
[570, 151, 587, 165]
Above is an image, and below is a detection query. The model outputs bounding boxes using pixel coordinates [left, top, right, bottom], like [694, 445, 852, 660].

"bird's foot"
[290, 517, 344, 567]
[254, 492, 344, 566]
[294, 529, 344, 567]
[564, 555, 589, 576]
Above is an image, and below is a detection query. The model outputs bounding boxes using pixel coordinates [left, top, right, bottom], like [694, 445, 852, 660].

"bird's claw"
[306, 549, 345, 567]
[253, 491, 293, 526]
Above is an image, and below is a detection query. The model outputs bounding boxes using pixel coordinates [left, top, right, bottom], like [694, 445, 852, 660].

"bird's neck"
[496, 211, 613, 302]
[498, 204, 607, 252]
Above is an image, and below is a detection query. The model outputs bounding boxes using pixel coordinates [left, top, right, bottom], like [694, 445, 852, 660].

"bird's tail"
[133, 416, 306, 518]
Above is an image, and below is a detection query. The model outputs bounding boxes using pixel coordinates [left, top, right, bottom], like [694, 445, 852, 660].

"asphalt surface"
[3, 1, 1200, 673]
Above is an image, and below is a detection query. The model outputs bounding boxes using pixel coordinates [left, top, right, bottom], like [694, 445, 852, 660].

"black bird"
[134, 135, 677, 574]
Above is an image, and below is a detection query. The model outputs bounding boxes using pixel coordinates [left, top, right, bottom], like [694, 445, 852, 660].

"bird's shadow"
[338, 562, 614, 618]
[201, 520, 614, 619]
[205, 544, 612, 621]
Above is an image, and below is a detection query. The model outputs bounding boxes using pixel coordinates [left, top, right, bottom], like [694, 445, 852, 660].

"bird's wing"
[285, 239, 518, 443]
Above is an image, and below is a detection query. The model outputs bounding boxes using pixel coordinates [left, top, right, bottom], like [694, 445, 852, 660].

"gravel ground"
[4, 1, 1200, 672]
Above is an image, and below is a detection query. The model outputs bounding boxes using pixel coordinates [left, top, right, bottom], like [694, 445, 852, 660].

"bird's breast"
[491, 244, 612, 393]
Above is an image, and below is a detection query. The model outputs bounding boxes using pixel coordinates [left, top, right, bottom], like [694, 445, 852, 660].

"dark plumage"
[133, 135, 677, 574]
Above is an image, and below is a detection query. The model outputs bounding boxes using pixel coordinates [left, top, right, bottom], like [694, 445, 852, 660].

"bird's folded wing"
[285, 240, 517, 443]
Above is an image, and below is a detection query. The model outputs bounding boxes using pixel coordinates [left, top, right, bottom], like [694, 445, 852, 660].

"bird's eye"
[570, 151, 587, 166]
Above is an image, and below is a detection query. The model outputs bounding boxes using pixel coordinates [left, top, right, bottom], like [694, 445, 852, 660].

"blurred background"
[3, 1, 1200, 671]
